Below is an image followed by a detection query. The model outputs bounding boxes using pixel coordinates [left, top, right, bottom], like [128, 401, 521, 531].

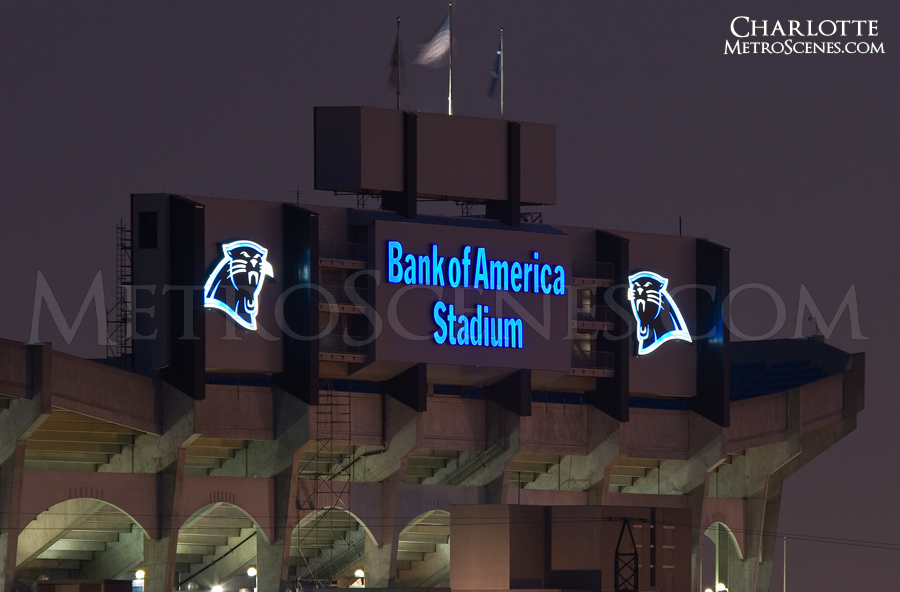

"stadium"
[0, 107, 864, 592]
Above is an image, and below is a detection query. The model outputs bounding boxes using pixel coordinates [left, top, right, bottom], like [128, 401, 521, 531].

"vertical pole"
[448, 2, 453, 115]
[500, 28, 504, 120]
[783, 537, 787, 592]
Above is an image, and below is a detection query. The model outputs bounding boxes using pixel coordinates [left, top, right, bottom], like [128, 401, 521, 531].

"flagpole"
[448, 2, 453, 115]
[396, 16, 401, 110]
[500, 28, 504, 120]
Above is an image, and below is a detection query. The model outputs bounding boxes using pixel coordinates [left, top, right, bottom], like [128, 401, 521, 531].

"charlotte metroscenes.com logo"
[725, 17, 884, 55]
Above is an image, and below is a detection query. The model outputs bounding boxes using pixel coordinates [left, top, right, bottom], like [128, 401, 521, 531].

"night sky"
[2, 2, 899, 590]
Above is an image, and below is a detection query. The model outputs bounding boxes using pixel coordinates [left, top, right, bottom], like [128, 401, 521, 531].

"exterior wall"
[199, 196, 285, 373]
[313, 107, 555, 205]
[51, 353, 156, 434]
[616, 230, 698, 398]
[0, 338, 864, 592]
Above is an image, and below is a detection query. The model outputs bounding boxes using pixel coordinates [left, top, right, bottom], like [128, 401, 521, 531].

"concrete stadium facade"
[0, 108, 863, 592]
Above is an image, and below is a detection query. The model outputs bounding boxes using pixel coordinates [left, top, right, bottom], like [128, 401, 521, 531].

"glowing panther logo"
[627, 271, 691, 355]
[204, 240, 274, 331]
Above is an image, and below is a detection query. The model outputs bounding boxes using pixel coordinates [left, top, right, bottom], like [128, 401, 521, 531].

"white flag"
[415, 15, 451, 66]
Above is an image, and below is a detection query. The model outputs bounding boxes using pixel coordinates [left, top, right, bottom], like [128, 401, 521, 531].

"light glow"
[387, 240, 566, 351]
[204, 240, 274, 331]
[627, 271, 692, 355]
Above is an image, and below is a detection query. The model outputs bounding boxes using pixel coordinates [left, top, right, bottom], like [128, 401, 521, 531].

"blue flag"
[488, 39, 502, 97]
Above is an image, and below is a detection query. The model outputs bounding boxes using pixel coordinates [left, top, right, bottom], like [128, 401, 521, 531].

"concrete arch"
[293, 505, 377, 546]
[16, 498, 147, 581]
[703, 521, 743, 561]
[397, 510, 451, 588]
[400, 509, 450, 536]
[175, 502, 268, 591]
[179, 501, 269, 543]
[290, 506, 374, 583]
[701, 521, 744, 592]
[18, 471, 158, 538]
[177, 475, 275, 543]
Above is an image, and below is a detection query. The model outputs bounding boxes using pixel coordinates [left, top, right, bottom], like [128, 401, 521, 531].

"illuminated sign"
[204, 240, 274, 331]
[386, 240, 566, 349]
[628, 271, 691, 355]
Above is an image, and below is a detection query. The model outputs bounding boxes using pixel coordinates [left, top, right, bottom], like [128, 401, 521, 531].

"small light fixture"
[350, 569, 365, 588]
[135, 570, 146, 580]
[212, 586, 223, 592]
[247, 567, 257, 577]
[716, 584, 728, 592]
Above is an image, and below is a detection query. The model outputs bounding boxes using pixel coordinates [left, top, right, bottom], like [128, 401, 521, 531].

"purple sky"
[2, 2, 899, 590]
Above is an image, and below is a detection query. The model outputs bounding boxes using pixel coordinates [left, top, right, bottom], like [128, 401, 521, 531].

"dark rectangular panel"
[591, 230, 630, 422]
[381, 363, 427, 412]
[519, 122, 556, 206]
[690, 239, 730, 427]
[314, 106, 361, 191]
[314, 107, 404, 194]
[160, 195, 205, 400]
[486, 121, 521, 227]
[381, 111, 417, 218]
[274, 204, 320, 404]
[131, 194, 171, 371]
[416, 112, 507, 201]
[138, 211, 158, 249]
[484, 369, 531, 416]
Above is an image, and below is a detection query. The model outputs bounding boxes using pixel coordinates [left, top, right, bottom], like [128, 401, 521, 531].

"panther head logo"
[204, 240, 274, 330]
[627, 271, 691, 355]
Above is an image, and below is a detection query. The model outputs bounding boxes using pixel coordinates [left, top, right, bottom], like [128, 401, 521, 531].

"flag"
[388, 26, 401, 88]
[415, 14, 451, 66]
[488, 39, 502, 97]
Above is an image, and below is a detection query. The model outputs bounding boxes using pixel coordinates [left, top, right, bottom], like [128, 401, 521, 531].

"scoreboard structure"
[0, 108, 863, 592]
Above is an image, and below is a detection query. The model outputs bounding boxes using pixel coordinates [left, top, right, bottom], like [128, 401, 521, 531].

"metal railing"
[318, 333, 370, 355]
[571, 348, 615, 370]
[575, 305, 614, 323]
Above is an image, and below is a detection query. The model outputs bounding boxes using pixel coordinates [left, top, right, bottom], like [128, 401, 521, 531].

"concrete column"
[142, 536, 173, 592]
[143, 449, 187, 592]
[256, 540, 288, 592]
[362, 534, 394, 588]
[0, 533, 10, 592]
[1, 442, 25, 592]
[363, 477, 404, 588]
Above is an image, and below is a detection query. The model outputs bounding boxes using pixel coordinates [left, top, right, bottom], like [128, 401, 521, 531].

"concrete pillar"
[144, 449, 187, 592]
[362, 534, 393, 588]
[142, 536, 173, 592]
[257, 540, 288, 592]
[1, 443, 25, 592]
[0, 533, 10, 592]
[0, 343, 51, 592]
[362, 477, 404, 588]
